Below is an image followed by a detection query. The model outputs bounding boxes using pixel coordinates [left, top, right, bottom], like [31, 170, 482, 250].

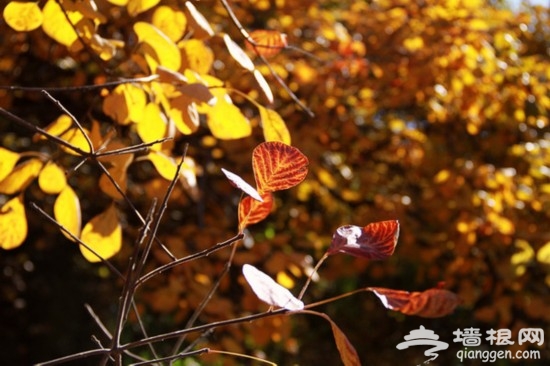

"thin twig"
[0, 75, 159, 92]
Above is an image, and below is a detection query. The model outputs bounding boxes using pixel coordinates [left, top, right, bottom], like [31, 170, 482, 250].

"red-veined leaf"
[328, 220, 399, 259]
[238, 192, 273, 231]
[252, 141, 308, 193]
[246, 30, 288, 58]
[221, 168, 263, 202]
[369, 287, 460, 318]
[307, 311, 361, 366]
[242, 264, 304, 311]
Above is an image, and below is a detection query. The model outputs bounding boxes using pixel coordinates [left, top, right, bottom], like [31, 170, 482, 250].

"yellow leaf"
[60, 127, 93, 156]
[54, 185, 81, 240]
[38, 114, 73, 140]
[89, 34, 123, 61]
[403, 36, 424, 52]
[38, 162, 67, 194]
[152, 5, 186, 42]
[127, 0, 160, 16]
[223, 33, 255, 71]
[168, 96, 199, 135]
[103, 83, 147, 125]
[0, 195, 27, 250]
[0, 147, 20, 182]
[136, 103, 167, 151]
[42, 0, 83, 49]
[147, 151, 178, 180]
[107, 0, 128, 5]
[3, 1, 43, 31]
[206, 98, 251, 140]
[536, 242, 550, 265]
[259, 107, 290, 144]
[0, 158, 43, 195]
[134, 21, 181, 72]
[276, 271, 295, 289]
[80, 204, 122, 262]
[179, 39, 214, 74]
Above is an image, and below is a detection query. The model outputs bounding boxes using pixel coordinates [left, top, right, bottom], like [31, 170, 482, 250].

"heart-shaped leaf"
[252, 141, 308, 193]
[238, 192, 273, 231]
[328, 220, 399, 259]
[369, 287, 460, 318]
[242, 264, 304, 311]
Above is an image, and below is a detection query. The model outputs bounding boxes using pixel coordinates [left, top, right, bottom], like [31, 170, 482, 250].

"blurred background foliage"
[1, 0, 549, 365]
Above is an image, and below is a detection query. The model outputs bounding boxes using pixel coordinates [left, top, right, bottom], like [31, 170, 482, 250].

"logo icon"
[397, 325, 449, 364]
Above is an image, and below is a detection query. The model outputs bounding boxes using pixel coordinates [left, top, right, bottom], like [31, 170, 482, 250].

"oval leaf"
[223, 33, 255, 71]
[242, 264, 304, 311]
[238, 192, 274, 231]
[221, 168, 263, 202]
[259, 106, 290, 144]
[152, 5, 187, 42]
[0, 147, 20, 182]
[254, 69, 274, 104]
[246, 30, 288, 58]
[206, 99, 252, 140]
[252, 141, 308, 192]
[184, 1, 214, 38]
[369, 287, 460, 318]
[38, 162, 67, 194]
[328, 220, 399, 259]
[42, 0, 82, 49]
[0, 195, 27, 250]
[54, 185, 82, 240]
[80, 204, 122, 262]
[3, 1, 43, 32]
[0, 158, 43, 195]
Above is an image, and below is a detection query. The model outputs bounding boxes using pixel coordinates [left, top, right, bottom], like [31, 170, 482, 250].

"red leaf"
[369, 287, 460, 318]
[238, 192, 273, 231]
[327, 220, 399, 259]
[246, 30, 288, 58]
[252, 141, 308, 193]
[307, 311, 361, 366]
[221, 168, 263, 202]
[242, 264, 304, 311]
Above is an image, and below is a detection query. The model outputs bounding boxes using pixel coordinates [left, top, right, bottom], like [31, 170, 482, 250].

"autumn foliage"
[1, 0, 549, 365]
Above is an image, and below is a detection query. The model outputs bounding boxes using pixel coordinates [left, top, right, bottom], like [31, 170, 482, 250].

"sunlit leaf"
[136, 103, 167, 151]
[179, 39, 214, 75]
[0, 147, 20, 182]
[147, 151, 178, 180]
[59, 127, 92, 156]
[103, 84, 147, 125]
[0, 158, 43, 195]
[259, 106, 290, 144]
[184, 1, 214, 38]
[328, 220, 400, 259]
[310, 311, 361, 366]
[169, 96, 200, 134]
[246, 30, 288, 58]
[54, 185, 81, 240]
[0, 195, 27, 250]
[221, 168, 263, 202]
[242, 264, 304, 311]
[3, 1, 43, 31]
[42, 0, 83, 49]
[38, 162, 67, 195]
[80, 204, 122, 262]
[206, 98, 252, 140]
[38, 114, 72, 140]
[537, 242, 550, 265]
[134, 21, 181, 72]
[369, 287, 460, 318]
[238, 192, 273, 231]
[106, 0, 128, 5]
[253, 69, 274, 103]
[252, 141, 308, 192]
[152, 5, 186, 42]
[223, 33, 255, 71]
[127, 0, 160, 17]
[146, 152, 198, 199]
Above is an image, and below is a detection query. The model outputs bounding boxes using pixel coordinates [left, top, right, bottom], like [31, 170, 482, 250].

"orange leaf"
[308, 311, 361, 366]
[369, 287, 460, 318]
[328, 220, 399, 259]
[238, 192, 273, 231]
[252, 141, 308, 193]
[246, 30, 288, 58]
